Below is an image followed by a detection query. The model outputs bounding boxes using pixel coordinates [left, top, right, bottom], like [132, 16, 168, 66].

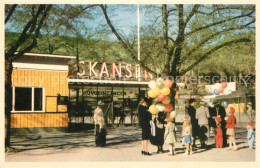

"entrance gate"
[68, 84, 146, 131]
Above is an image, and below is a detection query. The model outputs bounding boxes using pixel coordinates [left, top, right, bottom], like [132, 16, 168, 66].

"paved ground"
[5, 124, 256, 164]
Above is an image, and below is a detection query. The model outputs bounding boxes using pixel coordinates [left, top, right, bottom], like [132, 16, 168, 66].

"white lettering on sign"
[88, 62, 98, 77]
[143, 69, 153, 79]
[99, 62, 109, 77]
[111, 63, 121, 78]
[134, 64, 139, 79]
[77, 61, 153, 79]
[77, 61, 85, 76]
[124, 64, 132, 78]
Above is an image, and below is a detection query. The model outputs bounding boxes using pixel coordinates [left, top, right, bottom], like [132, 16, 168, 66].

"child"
[182, 119, 192, 155]
[215, 116, 223, 148]
[164, 116, 176, 155]
[181, 118, 188, 146]
[225, 107, 237, 151]
[246, 122, 255, 149]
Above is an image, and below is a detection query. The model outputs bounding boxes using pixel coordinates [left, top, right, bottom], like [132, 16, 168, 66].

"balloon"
[161, 87, 171, 95]
[162, 96, 171, 104]
[222, 101, 228, 108]
[164, 104, 173, 112]
[221, 82, 228, 88]
[156, 104, 164, 111]
[219, 87, 225, 93]
[153, 98, 160, 104]
[157, 93, 166, 101]
[148, 80, 156, 89]
[148, 90, 156, 98]
[153, 87, 160, 97]
[149, 104, 158, 115]
[156, 78, 164, 88]
[170, 110, 177, 119]
[164, 79, 173, 88]
[214, 89, 220, 95]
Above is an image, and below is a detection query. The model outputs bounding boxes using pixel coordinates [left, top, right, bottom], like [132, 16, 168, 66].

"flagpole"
[137, 4, 141, 80]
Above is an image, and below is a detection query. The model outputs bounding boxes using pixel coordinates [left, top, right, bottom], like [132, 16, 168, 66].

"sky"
[5, 4, 255, 42]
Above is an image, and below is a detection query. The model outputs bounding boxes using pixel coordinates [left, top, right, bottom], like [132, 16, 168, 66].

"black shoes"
[157, 149, 167, 154]
[141, 151, 152, 156]
[144, 151, 152, 155]
[192, 144, 198, 148]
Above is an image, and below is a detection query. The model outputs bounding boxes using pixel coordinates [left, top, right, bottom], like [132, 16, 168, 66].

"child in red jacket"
[215, 116, 223, 148]
[225, 107, 237, 151]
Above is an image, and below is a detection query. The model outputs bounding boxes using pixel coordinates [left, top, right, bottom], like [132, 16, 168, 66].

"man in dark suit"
[188, 99, 200, 148]
[209, 99, 227, 147]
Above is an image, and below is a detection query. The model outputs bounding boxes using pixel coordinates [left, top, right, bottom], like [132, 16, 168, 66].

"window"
[15, 88, 32, 111]
[13, 87, 44, 112]
[34, 88, 43, 111]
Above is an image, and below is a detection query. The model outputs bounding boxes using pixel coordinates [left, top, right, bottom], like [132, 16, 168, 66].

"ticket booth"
[11, 53, 75, 131]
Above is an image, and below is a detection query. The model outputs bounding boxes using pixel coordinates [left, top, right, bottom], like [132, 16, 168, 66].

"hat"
[230, 107, 235, 113]
[200, 99, 206, 105]
[213, 99, 220, 105]
[189, 99, 195, 104]
[248, 122, 254, 127]
[98, 100, 104, 106]
[216, 116, 222, 123]
[247, 102, 252, 106]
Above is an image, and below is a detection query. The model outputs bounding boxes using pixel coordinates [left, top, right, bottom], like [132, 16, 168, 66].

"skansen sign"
[76, 61, 153, 79]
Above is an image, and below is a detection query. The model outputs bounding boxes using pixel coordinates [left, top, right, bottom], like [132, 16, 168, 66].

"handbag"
[150, 120, 156, 136]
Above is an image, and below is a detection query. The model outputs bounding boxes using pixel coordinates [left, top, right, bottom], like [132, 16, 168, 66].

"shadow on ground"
[9, 126, 142, 153]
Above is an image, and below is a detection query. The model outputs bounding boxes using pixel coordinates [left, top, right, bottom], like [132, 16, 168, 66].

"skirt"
[142, 126, 151, 140]
[183, 135, 192, 143]
[226, 128, 235, 136]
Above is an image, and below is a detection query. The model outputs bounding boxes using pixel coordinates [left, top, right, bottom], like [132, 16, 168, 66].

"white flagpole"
[137, 4, 141, 80]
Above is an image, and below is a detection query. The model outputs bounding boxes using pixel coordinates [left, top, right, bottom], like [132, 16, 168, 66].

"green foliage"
[5, 31, 133, 64]
[5, 4, 255, 77]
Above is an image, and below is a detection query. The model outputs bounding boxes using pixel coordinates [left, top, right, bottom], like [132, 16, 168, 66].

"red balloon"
[164, 104, 173, 112]
[219, 87, 225, 93]
[164, 79, 173, 88]
[157, 93, 166, 101]
[221, 82, 227, 88]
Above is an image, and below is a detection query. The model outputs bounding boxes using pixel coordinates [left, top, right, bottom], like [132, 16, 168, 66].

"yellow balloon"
[161, 87, 170, 95]
[162, 96, 171, 104]
[153, 87, 160, 97]
[149, 104, 158, 115]
[148, 90, 156, 98]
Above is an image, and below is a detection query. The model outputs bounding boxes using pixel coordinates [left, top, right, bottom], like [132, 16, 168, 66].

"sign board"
[58, 105, 67, 112]
[76, 61, 153, 80]
[205, 82, 236, 95]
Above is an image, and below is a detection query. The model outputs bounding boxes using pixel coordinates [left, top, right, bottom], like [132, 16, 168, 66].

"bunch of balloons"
[214, 82, 228, 95]
[148, 78, 173, 115]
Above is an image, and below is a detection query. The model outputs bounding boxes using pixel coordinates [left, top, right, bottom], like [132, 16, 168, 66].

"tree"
[5, 4, 52, 150]
[97, 4, 255, 108]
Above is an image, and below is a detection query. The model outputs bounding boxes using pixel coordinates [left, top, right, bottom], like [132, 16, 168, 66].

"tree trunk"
[5, 60, 13, 148]
[162, 4, 170, 75]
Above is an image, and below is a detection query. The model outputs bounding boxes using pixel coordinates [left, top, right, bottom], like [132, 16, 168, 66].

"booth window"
[13, 87, 44, 112]
[34, 88, 43, 111]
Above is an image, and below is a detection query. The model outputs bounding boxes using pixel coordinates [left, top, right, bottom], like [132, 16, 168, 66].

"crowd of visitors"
[137, 98, 255, 156]
[92, 97, 255, 156]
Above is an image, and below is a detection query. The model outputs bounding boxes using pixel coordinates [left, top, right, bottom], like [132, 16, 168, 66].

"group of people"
[138, 97, 255, 156]
[138, 98, 178, 155]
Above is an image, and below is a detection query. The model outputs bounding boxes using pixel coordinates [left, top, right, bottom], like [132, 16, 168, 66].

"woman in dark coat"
[138, 98, 152, 155]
